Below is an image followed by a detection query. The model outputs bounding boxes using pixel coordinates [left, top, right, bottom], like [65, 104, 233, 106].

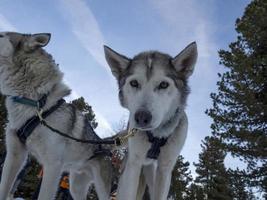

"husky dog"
[0, 32, 113, 200]
[104, 42, 197, 200]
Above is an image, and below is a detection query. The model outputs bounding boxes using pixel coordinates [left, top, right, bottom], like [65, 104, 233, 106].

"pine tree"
[168, 155, 193, 199]
[206, 0, 267, 193]
[228, 168, 255, 200]
[14, 159, 41, 198]
[71, 97, 98, 129]
[194, 136, 233, 200]
[186, 183, 205, 200]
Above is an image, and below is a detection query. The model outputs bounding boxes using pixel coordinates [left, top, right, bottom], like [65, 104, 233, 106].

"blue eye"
[158, 81, 169, 89]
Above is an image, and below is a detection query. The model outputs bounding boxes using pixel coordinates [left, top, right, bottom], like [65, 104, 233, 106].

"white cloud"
[58, 0, 108, 71]
[0, 14, 17, 31]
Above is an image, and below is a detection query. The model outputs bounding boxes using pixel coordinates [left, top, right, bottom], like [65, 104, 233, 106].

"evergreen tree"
[71, 97, 98, 129]
[194, 136, 232, 200]
[14, 159, 41, 198]
[168, 155, 193, 199]
[186, 183, 205, 200]
[206, 0, 267, 193]
[228, 168, 255, 200]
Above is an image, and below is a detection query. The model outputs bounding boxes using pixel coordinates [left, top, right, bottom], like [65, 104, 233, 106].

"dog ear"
[6, 32, 24, 49]
[104, 45, 131, 79]
[28, 33, 51, 49]
[172, 42, 198, 78]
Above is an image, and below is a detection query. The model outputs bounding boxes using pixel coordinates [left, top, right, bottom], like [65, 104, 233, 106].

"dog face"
[0, 32, 51, 59]
[104, 43, 197, 131]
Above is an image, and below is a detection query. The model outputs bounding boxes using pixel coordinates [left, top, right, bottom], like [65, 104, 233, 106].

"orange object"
[60, 175, 70, 189]
[37, 169, 43, 178]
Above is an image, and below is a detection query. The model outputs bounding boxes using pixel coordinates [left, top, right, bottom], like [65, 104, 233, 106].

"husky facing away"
[104, 42, 197, 200]
[0, 32, 113, 200]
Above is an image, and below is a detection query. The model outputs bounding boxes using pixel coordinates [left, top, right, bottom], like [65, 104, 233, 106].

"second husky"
[104, 42, 198, 200]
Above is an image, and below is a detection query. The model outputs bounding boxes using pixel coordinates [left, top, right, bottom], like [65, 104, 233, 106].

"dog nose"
[135, 110, 152, 127]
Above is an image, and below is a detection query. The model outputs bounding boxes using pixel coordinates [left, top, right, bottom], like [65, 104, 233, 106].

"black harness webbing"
[146, 131, 168, 159]
[16, 99, 65, 144]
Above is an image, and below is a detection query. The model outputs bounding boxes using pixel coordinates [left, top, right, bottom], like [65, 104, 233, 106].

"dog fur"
[104, 42, 197, 200]
[0, 32, 113, 200]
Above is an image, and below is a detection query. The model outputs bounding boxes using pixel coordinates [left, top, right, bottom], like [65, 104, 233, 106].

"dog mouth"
[133, 125, 154, 131]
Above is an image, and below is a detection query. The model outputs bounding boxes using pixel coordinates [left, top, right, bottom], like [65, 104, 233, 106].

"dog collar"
[10, 94, 48, 109]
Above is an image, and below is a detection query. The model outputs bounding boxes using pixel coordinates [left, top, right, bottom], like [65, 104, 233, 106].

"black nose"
[135, 110, 152, 127]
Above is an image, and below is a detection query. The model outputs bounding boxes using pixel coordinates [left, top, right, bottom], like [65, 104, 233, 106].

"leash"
[36, 108, 136, 147]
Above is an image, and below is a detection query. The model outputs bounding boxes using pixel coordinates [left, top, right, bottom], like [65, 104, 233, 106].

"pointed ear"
[172, 42, 198, 78]
[104, 45, 130, 79]
[28, 33, 51, 49]
[6, 32, 24, 48]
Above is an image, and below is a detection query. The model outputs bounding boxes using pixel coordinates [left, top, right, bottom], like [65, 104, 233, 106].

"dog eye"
[130, 80, 139, 88]
[0, 34, 4, 38]
[158, 81, 169, 89]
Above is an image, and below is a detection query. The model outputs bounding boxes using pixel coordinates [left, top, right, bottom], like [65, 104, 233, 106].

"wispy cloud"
[58, 0, 108, 71]
[0, 14, 17, 31]
[148, 0, 217, 59]
[57, 0, 117, 137]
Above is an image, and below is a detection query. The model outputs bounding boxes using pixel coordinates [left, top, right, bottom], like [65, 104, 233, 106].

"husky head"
[104, 43, 197, 131]
[0, 32, 66, 97]
[0, 32, 51, 58]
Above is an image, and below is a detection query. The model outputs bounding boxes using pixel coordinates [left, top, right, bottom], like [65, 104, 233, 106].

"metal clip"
[115, 128, 137, 146]
[36, 109, 44, 122]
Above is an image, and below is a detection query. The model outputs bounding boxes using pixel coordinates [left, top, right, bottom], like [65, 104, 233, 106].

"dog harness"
[146, 131, 168, 159]
[13, 95, 65, 144]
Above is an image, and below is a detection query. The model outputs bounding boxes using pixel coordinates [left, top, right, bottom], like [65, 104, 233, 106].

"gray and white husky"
[104, 42, 197, 200]
[0, 32, 113, 200]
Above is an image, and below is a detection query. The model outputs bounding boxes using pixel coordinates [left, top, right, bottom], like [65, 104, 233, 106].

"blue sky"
[0, 0, 251, 174]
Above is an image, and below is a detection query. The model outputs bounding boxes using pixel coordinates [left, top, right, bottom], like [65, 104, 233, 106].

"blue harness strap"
[16, 99, 65, 144]
[11, 94, 47, 109]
